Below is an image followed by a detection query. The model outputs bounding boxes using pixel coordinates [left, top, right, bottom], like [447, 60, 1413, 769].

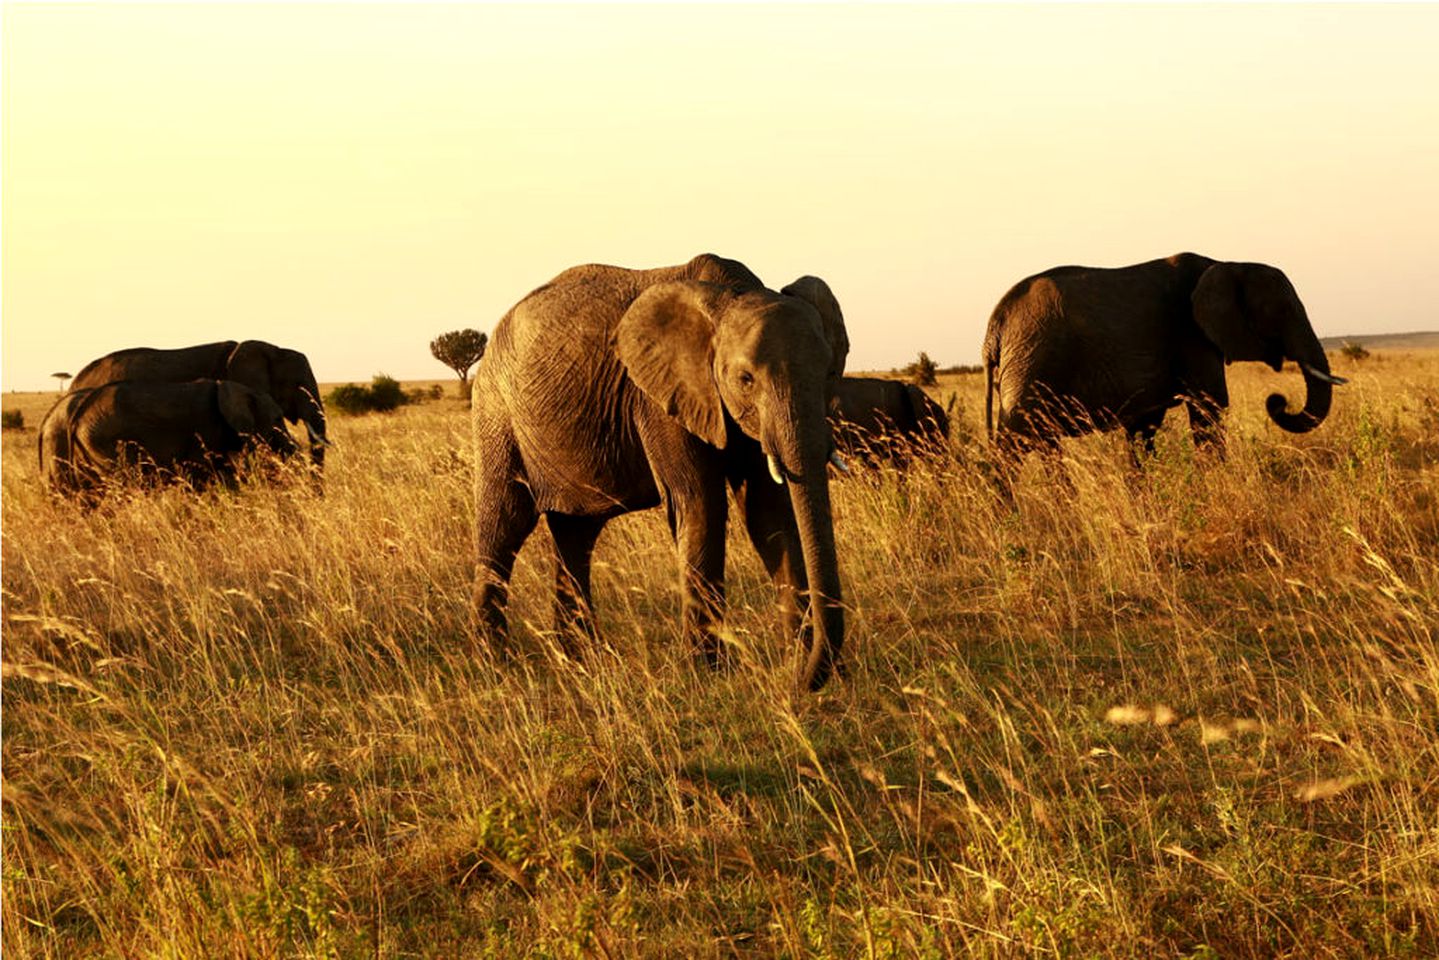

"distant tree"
[905, 351, 939, 387]
[430, 329, 488, 397]
[1, 409, 23, 430]
[51, 371, 72, 393]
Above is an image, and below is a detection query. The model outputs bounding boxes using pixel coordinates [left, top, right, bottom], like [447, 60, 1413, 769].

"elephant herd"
[38, 251, 1343, 692]
[37, 340, 329, 499]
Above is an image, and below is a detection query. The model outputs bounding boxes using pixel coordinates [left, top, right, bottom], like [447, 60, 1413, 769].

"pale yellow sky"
[4, 3, 1438, 391]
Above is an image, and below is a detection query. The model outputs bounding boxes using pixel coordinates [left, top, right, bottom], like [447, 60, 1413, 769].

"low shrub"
[326, 374, 410, 416]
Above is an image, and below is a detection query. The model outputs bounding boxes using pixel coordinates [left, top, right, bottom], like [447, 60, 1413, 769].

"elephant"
[982, 252, 1346, 465]
[829, 376, 950, 468]
[36, 388, 96, 497]
[39, 379, 298, 498]
[69, 340, 328, 468]
[472, 253, 850, 691]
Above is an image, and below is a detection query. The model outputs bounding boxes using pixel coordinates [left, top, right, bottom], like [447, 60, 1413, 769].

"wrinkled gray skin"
[472, 254, 850, 691]
[39, 380, 298, 498]
[830, 377, 950, 468]
[983, 253, 1344, 464]
[69, 340, 328, 468]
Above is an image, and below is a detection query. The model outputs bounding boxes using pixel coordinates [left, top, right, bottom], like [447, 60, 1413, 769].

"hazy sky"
[4, 3, 1438, 391]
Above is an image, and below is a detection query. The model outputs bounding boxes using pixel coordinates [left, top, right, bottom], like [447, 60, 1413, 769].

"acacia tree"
[429, 329, 488, 397]
[52, 371, 72, 393]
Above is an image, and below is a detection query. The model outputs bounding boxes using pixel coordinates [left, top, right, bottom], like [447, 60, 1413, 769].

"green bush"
[368, 375, 405, 412]
[326, 374, 410, 416]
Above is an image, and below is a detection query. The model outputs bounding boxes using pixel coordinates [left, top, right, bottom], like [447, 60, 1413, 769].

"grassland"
[3, 351, 1437, 958]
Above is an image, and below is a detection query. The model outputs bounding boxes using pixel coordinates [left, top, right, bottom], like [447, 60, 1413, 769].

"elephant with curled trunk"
[472, 253, 850, 691]
[983, 253, 1345, 465]
[830, 377, 950, 468]
[69, 340, 328, 469]
[39, 379, 298, 498]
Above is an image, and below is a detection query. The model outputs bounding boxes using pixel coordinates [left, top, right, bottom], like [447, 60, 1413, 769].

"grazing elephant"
[39, 380, 298, 497]
[472, 253, 850, 691]
[829, 377, 950, 467]
[69, 340, 328, 468]
[983, 253, 1345, 462]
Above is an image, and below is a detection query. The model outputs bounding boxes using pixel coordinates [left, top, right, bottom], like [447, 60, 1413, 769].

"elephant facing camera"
[471, 253, 850, 692]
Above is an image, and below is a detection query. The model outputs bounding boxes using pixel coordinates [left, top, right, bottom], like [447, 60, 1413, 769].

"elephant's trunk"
[298, 378, 329, 468]
[776, 403, 845, 691]
[1266, 330, 1335, 433]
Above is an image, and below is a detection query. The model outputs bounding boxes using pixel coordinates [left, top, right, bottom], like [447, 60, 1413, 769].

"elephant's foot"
[552, 612, 598, 663]
[688, 621, 736, 673]
[471, 583, 516, 661]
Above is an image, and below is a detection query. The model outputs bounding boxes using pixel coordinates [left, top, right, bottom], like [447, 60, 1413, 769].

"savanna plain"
[3, 353, 1437, 958]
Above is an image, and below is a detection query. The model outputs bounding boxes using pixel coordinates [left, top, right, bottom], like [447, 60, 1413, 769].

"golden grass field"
[3, 353, 1436, 958]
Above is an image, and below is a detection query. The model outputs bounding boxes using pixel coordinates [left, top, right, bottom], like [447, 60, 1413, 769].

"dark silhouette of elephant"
[70, 340, 328, 469]
[39, 380, 298, 499]
[471, 253, 850, 691]
[829, 377, 949, 468]
[983, 253, 1345, 467]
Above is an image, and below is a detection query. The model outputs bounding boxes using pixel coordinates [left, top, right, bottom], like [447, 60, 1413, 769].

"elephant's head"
[226, 340, 329, 466]
[218, 381, 300, 459]
[1192, 262, 1346, 433]
[617, 276, 849, 690]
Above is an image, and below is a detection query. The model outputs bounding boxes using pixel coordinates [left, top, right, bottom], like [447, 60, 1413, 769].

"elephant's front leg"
[732, 473, 808, 650]
[666, 485, 729, 668]
[1185, 393, 1227, 456]
[1125, 412, 1165, 469]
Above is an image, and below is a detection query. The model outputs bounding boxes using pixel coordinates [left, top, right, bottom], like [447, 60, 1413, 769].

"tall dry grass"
[3, 352, 1436, 958]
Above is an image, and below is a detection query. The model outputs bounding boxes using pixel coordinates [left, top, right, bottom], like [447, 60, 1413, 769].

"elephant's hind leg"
[548, 512, 606, 657]
[473, 438, 538, 654]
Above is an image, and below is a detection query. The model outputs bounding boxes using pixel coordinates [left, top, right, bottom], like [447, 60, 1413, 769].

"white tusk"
[1301, 362, 1348, 386]
[767, 454, 785, 485]
[829, 451, 850, 474]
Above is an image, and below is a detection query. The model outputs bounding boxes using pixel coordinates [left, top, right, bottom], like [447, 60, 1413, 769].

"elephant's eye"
[737, 371, 755, 389]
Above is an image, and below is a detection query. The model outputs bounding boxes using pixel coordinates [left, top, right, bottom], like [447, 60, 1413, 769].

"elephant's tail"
[984, 355, 998, 441]
[982, 326, 1000, 441]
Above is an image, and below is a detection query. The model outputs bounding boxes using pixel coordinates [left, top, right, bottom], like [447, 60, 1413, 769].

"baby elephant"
[829, 377, 950, 468]
[40, 379, 298, 498]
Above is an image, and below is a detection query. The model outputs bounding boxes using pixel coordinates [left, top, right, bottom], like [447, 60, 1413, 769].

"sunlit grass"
[3, 352, 1436, 957]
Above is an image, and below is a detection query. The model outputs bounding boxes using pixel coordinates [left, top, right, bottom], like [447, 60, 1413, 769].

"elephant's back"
[832, 378, 903, 433]
[995, 263, 1186, 427]
[71, 342, 237, 391]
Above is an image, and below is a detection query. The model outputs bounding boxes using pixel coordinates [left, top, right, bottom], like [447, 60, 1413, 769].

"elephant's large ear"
[1193, 263, 1269, 363]
[217, 381, 259, 434]
[616, 281, 728, 449]
[226, 341, 275, 395]
[782, 276, 848, 378]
